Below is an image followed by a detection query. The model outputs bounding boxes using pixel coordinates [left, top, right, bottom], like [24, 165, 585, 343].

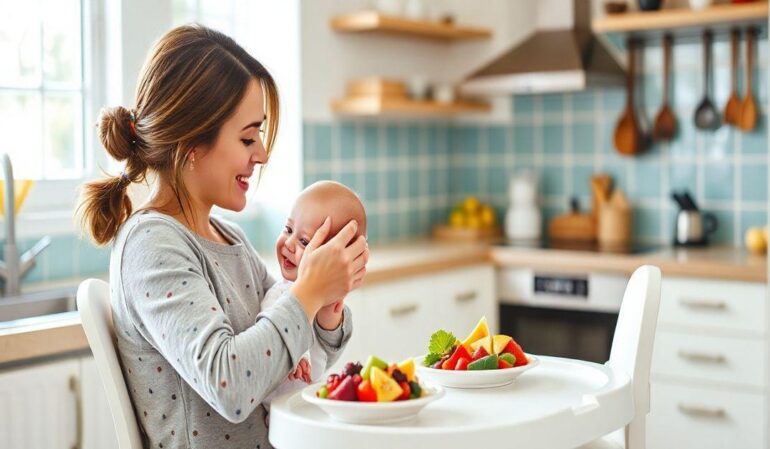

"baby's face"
[275, 200, 327, 281]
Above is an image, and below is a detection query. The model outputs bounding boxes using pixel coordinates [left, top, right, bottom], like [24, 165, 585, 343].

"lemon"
[463, 196, 480, 214]
[466, 214, 482, 230]
[449, 210, 466, 228]
[745, 227, 767, 255]
[479, 205, 496, 228]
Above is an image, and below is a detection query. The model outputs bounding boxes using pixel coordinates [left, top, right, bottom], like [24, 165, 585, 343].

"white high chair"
[579, 265, 662, 449]
[77, 279, 144, 449]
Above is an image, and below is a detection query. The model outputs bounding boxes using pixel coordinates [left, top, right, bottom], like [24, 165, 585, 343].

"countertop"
[1, 241, 765, 366]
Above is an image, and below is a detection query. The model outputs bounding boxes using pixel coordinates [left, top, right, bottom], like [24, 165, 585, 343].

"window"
[0, 0, 86, 180]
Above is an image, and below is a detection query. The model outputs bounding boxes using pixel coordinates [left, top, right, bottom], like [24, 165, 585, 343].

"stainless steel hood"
[462, 0, 625, 95]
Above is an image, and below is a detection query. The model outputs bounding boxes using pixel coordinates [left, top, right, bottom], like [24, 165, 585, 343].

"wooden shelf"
[593, 2, 768, 38]
[330, 11, 492, 41]
[331, 96, 491, 117]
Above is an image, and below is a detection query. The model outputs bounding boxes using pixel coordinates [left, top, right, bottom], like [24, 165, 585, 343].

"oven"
[497, 268, 629, 363]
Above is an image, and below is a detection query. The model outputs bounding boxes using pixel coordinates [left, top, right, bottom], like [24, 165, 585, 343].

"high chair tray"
[269, 356, 633, 449]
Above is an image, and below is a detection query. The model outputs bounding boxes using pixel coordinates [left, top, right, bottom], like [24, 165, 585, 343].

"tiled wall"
[306, 37, 769, 246]
[303, 121, 454, 244]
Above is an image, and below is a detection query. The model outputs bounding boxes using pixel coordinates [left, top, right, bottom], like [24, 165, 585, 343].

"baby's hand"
[288, 358, 312, 384]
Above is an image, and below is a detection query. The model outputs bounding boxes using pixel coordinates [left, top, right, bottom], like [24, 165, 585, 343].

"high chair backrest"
[77, 279, 144, 449]
[608, 265, 662, 449]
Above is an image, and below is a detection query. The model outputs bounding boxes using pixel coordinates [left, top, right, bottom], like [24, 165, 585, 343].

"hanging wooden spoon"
[653, 34, 676, 141]
[723, 29, 741, 126]
[614, 40, 641, 155]
[694, 31, 720, 131]
[739, 27, 757, 132]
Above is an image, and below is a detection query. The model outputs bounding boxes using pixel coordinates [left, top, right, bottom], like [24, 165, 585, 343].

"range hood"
[462, 0, 625, 95]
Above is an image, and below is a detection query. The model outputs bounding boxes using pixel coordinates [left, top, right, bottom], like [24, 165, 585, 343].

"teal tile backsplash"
[304, 38, 768, 248]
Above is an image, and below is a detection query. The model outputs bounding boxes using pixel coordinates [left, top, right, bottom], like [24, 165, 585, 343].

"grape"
[391, 369, 407, 383]
[344, 361, 363, 376]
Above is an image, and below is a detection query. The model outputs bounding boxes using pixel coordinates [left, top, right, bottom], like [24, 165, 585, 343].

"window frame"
[11, 0, 107, 238]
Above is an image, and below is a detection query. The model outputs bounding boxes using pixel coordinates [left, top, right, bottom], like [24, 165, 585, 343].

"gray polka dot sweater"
[110, 211, 352, 449]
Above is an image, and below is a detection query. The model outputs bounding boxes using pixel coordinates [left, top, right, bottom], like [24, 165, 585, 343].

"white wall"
[300, 0, 538, 123]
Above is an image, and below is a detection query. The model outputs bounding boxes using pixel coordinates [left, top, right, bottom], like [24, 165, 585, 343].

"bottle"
[505, 172, 542, 243]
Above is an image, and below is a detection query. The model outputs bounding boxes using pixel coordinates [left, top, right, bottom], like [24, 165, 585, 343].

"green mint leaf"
[428, 329, 457, 355]
[422, 353, 441, 367]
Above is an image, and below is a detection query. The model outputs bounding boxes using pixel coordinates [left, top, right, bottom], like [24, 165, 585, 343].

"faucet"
[0, 153, 50, 296]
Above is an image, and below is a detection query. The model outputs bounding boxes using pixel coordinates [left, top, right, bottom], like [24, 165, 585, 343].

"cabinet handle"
[455, 291, 478, 303]
[677, 350, 726, 364]
[679, 298, 727, 311]
[69, 375, 82, 449]
[678, 403, 726, 418]
[389, 304, 418, 317]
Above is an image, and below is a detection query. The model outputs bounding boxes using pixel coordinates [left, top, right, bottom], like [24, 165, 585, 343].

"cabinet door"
[435, 264, 497, 337]
[364, 276, 439, 362]
[0, 359, 79, 449]
[80, 356, 120, 449]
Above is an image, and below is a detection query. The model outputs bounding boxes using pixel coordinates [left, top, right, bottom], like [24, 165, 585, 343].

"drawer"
[660, 278, 766, 335]
[648, 381, 766, 449]
[652, 330, 766, 389]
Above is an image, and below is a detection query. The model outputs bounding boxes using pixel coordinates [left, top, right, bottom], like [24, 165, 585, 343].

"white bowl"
[415, 354, 540, 389]
[301, 382, 445, 425]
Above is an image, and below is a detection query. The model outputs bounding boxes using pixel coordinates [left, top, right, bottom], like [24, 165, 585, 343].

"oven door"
[499, 304, 618, 363]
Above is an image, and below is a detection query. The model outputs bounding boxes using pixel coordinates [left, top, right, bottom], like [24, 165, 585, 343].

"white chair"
[580, 265, 662, 449]
[77, 279, 144, 449]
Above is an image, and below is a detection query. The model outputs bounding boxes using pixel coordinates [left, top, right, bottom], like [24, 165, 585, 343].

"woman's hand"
[291, 217, 368, 322]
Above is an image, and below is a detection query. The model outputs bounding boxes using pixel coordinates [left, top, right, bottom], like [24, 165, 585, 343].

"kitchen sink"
[0, 287, 78, 328]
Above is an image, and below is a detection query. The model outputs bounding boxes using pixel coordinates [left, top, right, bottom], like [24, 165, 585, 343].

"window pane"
[43, 92, 82, 179]
[0, 91, 43, 179]
[0, 0, 42, 87]
[42, 0, 81, 86]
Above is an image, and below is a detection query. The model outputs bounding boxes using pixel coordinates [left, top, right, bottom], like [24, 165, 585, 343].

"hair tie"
[128, 110, 138, 145]
[120, 171, 131, 185]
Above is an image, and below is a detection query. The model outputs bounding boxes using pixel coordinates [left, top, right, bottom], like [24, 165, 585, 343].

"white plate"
[415, 354, 540, 389]
[301, 382, 444, 425]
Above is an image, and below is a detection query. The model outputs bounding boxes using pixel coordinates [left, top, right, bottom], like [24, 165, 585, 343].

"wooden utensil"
[653, 34, 677, 141]
[723, 29, 741, 126]
[739, 27, 758, 131]
[694, 31, 720, 130]
[614, 40, 642, 155]
[590, 174, 612, 221]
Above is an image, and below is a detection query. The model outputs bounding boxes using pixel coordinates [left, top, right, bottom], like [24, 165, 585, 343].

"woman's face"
[187, 78, 268, 212]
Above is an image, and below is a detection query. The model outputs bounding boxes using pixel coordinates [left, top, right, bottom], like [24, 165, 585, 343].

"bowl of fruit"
[415, 316, 539, 389]
[302, 356, 444, 424]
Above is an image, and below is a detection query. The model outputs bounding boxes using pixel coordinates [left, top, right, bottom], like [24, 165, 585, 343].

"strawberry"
[454, 357, 470, 371]
[502, 339, 528, 367]
[398, 381, 411, 401]
[356, 380, 377, 402]
[471, 345, 489, 361]
[442, 345, 471, 370]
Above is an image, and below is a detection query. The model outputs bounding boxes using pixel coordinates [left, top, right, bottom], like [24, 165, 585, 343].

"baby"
[263, 180, 367, 404]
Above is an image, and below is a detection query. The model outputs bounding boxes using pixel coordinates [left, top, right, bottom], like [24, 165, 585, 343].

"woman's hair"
[78, 24, 279, 245]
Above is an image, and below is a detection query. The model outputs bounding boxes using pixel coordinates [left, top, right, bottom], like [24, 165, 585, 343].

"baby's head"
[276, 181, 367, 281]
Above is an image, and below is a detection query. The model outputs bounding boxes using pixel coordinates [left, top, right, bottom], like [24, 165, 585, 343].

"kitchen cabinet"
[647, 277, 767, 449]
[332, 264, 498, 370]
[0, 356, 119, 449]
[0, 359, 79, 449]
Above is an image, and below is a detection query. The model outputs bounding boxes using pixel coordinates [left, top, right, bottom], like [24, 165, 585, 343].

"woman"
[79, 25, 367, 449]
